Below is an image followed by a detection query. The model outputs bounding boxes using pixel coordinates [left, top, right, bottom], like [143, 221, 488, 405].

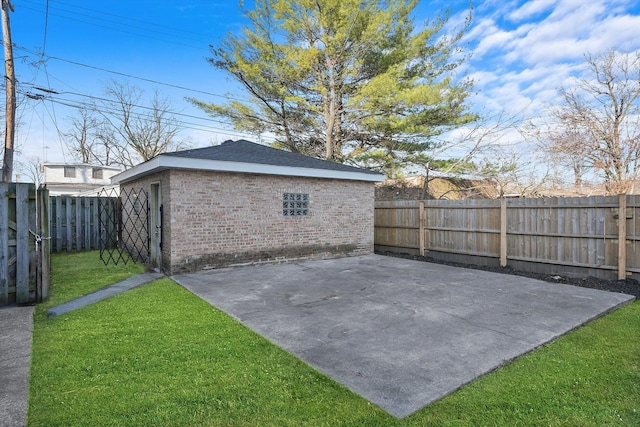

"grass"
[41, 250, 145, 311]
[28, 253, 640, 426]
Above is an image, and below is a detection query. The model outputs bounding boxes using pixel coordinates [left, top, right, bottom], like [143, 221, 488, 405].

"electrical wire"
[3, 1, 274, 149]
[21, 81, 263, 133]
[17, 87, 273, 142]
[42, 0, 49, 52]
[55, 0, 206, 37]
[18, 1, 210, 50]
[8, 41, 247, 102]
[21, 0, 208, 40]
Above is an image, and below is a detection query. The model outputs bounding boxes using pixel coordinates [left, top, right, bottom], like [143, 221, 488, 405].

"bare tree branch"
[540, 49, 640, 194]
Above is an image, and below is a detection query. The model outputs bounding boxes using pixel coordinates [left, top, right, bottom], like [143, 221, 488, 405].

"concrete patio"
[173, 254, 634, 418]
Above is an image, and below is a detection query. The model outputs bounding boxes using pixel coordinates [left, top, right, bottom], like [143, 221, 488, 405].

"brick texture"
[122, 169, 375, 274]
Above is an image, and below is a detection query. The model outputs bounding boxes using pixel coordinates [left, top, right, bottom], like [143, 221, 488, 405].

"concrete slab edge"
[401, 294, 637, 418]
[47, 272, 165, 318]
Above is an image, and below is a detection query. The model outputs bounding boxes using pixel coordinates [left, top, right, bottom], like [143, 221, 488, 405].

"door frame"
[149, 182, 162, 270]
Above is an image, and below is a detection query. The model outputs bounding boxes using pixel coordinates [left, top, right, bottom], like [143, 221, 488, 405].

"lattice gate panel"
[98, 187, 150, 266]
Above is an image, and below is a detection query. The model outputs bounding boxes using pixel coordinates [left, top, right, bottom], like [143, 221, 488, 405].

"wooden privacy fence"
[375, 195, 640, 281]
[49, 195, 105, 252]
[48, 194, 124, 254]
[0, 183, 50, 306]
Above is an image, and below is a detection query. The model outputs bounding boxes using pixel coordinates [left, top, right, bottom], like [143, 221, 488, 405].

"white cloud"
[472, 24, 514, 58]
[454, 0, 640, 163]
[509, 0, 556, 22]
[590, 14, 640, 52]
[464, 0, 640, 122]
[467, 70, 500, 86]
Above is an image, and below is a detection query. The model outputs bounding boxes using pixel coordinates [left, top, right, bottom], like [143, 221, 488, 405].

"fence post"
[37, 187, 50, 302]
[16, 184, 29, 304]
[419, 201, 425, 256]
[618, 194, 627, 280]
[0, 183, 8, 305]
[500, 198, 507, 267]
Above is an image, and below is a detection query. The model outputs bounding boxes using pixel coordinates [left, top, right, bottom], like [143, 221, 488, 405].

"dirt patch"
[377, 251, 640, 298]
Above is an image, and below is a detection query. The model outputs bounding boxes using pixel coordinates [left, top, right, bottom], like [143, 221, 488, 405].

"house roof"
[112, 139, 385, 184]
[42, 163, 121, 171]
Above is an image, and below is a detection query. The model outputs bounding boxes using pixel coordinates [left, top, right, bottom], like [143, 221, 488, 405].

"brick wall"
[171, 170, 374, 273]
[123, 169, 375, 274]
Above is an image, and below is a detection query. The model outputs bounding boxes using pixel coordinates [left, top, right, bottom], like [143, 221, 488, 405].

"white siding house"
[43, 163, 121, 195]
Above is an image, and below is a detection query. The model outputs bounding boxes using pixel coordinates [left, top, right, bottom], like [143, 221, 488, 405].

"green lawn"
[41, 250, 145, 311]
[28, 252, 640, 426]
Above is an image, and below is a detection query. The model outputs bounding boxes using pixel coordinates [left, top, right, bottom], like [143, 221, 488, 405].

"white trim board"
[112, 156, 385, 184]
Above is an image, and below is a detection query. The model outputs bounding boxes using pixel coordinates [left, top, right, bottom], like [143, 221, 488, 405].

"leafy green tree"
[193, 0, 475, 169]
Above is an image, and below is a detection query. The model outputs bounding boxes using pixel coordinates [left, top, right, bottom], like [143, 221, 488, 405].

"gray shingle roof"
[112, 139, 385, 184]
[163, 139, 381, 176]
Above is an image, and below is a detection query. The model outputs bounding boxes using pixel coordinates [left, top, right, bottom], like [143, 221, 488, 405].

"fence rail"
[375, 195, 640, 281]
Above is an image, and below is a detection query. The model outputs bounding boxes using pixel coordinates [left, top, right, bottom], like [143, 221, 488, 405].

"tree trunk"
[421, 167, 431, 200]
[325, 62, 337, 160]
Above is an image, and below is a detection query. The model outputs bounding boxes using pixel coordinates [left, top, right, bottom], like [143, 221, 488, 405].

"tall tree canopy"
[193, 0, 475, 171]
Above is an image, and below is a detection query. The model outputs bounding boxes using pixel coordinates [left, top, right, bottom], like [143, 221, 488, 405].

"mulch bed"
[376, 251, 640, 298]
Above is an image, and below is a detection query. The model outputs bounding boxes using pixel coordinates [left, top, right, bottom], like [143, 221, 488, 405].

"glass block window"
[283, 193, 309, 217]
[63, 166, 76, 178]
[92, 168, 103, 179]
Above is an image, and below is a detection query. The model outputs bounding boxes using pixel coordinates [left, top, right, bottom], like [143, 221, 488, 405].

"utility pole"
[1, 0, 15, 182]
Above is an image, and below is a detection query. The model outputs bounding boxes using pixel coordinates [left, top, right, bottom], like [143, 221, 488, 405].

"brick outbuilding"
[112, 140, 385, 274]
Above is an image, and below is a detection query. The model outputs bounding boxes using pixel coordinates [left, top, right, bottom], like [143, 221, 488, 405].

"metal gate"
[98, 187, 150, 266]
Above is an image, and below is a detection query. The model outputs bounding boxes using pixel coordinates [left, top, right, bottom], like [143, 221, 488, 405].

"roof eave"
[42, 162, 121, 171]
[111, 156, 385, 184]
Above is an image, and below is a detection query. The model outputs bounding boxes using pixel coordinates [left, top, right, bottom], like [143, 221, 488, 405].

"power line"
[19, 0, 212, 50]
[0, 42, 277, 144]
[46, 54, 235, 100]
[17, 86, 273, 142]
[8, 42, 246, 102]
[11, 2, 237, 103]
[22, 81, 252, 130]
[24, 0, 208, 39]
[8, 3, 278, 163]
[27, 94, 262, 141]
[32, 90, 70, 161]
[18, 4, 207, 50]
[41, 0, 49, 52]
[14, 51, 269, 140]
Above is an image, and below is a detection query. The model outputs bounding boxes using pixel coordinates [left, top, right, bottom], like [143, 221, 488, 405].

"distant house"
[112, 139, 385, 274]
[42, 163, 121, 196]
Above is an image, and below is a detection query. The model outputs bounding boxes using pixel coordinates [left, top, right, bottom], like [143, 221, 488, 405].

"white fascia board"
[111, 156, 385, 184]
[111, 157, 162, 184]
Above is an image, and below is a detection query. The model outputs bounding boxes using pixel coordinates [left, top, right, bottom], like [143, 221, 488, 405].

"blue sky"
[8, 0, 640, 167]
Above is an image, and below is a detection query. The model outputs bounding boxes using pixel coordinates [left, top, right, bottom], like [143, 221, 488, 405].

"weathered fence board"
[16, 185, 29, 302]
[37, 188, 50, 302]
[49, 196, 103, 253]
[0, 185, 8, 305]
[0, 183, 50, 306]
[375, 195, 640, 281]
